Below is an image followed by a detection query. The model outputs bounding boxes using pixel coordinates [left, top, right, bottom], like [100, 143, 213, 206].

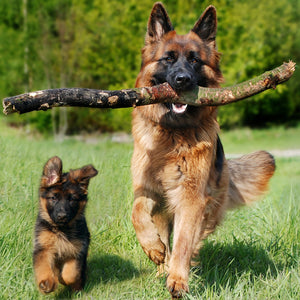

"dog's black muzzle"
[166, 66, 196, 114]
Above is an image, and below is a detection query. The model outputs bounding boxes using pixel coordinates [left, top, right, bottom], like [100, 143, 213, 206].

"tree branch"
[2, 61, 296, 115]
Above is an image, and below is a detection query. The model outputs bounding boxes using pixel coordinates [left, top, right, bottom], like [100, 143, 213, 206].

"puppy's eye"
[69, 194, 79, 205]
[69, 200, 78, 207]
[47, 196, 57, 203]
[69, 194, 77, 201]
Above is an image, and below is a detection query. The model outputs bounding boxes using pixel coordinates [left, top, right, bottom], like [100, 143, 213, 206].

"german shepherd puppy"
[33, 156, 98, 294]
[131, 2, 275, 298]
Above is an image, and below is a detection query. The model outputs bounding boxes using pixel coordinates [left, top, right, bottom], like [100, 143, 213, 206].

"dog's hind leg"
[132, 189, 171, 271]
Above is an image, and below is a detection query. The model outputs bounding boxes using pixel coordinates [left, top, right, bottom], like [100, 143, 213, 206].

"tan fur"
[61, 259, 82, 290]
[34, 249, 59, 293]
[33, 157, 97, 294]
[37, 230, 83, 260]
[131, 3, 275, 298]
[227, 151, 275, 208]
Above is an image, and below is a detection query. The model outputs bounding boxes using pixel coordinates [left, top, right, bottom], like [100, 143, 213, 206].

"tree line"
[1, 0, 299, 135]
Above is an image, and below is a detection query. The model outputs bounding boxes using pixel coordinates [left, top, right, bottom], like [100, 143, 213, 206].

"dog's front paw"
[38, 278, 57, 294]
[148, 248, 165, 265]
[166, 274, 189, 298]
[143, 242, 166, 266]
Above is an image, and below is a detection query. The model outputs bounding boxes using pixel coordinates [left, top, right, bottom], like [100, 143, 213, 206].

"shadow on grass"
[54, 254, 139, 298]
[189, 239, 279, 295]
[87, 254, 140, 286]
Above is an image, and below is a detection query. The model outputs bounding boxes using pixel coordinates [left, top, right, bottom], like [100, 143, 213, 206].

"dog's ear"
[146, 2, 173, 44]
[41, 156, 62, 187]
[191, 6, 217, 46]
[70, 165, 98, 188]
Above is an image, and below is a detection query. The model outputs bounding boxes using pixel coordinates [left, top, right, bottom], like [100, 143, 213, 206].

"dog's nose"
[175, 73, 191, 85]
[57, 212, 67, 220]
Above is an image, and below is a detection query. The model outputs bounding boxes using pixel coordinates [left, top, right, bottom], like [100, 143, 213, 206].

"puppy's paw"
[39, 277, 58, 294]
[166, 274, 189, 299]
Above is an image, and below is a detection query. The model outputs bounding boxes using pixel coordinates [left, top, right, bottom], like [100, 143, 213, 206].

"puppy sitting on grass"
[33, 156, 98, 294]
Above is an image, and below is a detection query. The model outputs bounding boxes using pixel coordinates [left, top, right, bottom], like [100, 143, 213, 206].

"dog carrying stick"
[2, 61, 295, 115]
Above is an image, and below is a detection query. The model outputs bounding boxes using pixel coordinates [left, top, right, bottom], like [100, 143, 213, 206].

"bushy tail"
[227, 151, 276, 209]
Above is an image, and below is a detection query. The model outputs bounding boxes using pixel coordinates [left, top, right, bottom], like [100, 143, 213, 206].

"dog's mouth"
[171, 103, 188, 114]
[54, 219, 69, 226]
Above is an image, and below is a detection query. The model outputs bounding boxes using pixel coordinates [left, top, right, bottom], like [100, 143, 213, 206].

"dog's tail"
[226, 151, 276, 209]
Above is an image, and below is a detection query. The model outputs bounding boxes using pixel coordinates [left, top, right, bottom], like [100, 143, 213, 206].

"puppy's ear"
[70, 165, 98, 188]
[191, 6, 217, 47]
[41, 156, 62, 187]
[146, 2, 173, 44]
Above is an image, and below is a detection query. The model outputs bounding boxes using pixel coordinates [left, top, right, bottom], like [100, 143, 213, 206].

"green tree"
[216, 0, 300, 128]
[1, 0, 299, 133]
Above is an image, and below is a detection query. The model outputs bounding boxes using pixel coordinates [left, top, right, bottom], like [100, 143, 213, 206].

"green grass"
[219, 125, 300, 153]
[0, 119, 299, 299]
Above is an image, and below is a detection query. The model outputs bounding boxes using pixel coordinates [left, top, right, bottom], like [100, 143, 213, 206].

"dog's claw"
[147, 246, 166, 266]
[167, 274, 189, 299]
[39, 279, 57, 294]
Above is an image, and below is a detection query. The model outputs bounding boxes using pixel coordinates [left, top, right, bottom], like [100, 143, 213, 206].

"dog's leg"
[60, 258, 84, 291]
[34, 249, 58, 294]
[166, 196, 204, 298]
[132, 190, 170, 269]
[152, 212, 172, 275]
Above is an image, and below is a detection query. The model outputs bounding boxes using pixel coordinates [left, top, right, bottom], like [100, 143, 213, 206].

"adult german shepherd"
[33, 156, 98, 294]
[131, 2, 275, 298]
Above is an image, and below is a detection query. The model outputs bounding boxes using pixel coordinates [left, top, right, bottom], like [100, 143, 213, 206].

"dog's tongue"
[172, 103, 188, 114]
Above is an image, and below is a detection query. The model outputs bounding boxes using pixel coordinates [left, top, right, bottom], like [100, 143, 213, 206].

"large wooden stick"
[2, 61, 295, 115]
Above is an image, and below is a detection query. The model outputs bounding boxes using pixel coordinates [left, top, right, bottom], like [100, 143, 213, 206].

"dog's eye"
[47, 196, 57, 203]
[69, 197, 79, 207]
[189, 57, 199, 64]
[69, 200, 77, 207]
[165, 56, 174, 63]
[69, 194, 77, 201]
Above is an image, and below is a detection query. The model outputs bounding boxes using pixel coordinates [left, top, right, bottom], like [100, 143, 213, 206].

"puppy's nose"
[57, 211, 67, 220]
[175, 73, 191, 85]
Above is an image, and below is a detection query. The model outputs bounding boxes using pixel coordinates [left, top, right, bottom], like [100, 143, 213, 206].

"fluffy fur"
[33, 156, 98, 294]
[131, 2, 275, 298]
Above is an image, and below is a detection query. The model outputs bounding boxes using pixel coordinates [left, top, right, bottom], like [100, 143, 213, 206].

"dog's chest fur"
[131, 110, 219, 200]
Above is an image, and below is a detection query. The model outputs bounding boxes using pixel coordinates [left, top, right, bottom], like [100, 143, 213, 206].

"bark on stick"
[2, 61, 296, 115]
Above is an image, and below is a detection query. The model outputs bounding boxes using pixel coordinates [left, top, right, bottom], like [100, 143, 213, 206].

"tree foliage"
[0, 0, 299, 133]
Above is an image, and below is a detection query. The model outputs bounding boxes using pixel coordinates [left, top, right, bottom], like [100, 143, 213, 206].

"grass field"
[0, 119, 299, 299]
